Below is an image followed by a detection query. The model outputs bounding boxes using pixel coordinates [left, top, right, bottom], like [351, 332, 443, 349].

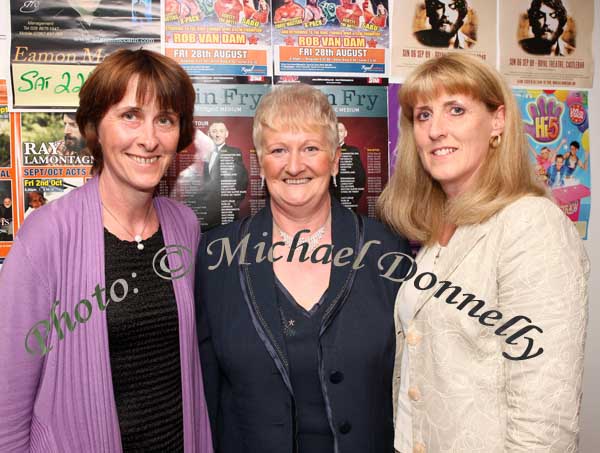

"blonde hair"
[253, 84, 338, 160]
[377, 53, 547, 244]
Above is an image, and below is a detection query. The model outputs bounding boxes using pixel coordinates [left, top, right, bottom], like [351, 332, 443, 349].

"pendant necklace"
[434, 244, 443, 265]
[101, 200, 152, 250]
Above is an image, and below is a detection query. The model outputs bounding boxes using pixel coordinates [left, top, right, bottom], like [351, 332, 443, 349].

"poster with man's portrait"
[499, 0, 594, 88]
[390, 0, 496, 81]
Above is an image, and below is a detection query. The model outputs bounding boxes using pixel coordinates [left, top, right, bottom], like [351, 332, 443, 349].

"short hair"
[64, 112, 76, 120]
[377, 53, 546, 244]
[556, 154, 565, 161]
[209, 121, 227, 130]
[252, 84, 338, 160]
[77, 49, 196, 174]
[28, 190, 47, 202]
[528, 0, 567, 30]
[570, 141, 580, 149]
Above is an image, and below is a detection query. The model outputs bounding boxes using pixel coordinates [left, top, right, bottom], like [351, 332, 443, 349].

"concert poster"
[499, 0, 594, 88]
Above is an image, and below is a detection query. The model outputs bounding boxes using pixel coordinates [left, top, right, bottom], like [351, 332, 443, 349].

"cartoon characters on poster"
[517, 89, 591, 238]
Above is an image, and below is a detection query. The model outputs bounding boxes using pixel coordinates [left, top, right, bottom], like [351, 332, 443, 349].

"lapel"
[208, 145, 221, 178]
[238, 198, 362, 388]
[239, 202, 292, 387]
[319, 198, 361, 335]
[413, 218, 495, 317]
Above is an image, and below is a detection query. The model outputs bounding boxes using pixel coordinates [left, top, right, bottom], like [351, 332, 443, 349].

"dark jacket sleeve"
[365, 218, 412, 303]
[352, 150, 366, 193]
[195, 233, 222, 450]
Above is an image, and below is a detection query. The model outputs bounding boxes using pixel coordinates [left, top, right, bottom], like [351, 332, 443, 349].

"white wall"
[580, 0, 600, 451]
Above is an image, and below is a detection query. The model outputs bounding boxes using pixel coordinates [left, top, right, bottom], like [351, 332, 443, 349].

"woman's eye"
[158, 116, 175, 126]
[269, 148, 286, 155]
[305, 146, 320, 153]
[450, 106, 465, 115]
[415, 111, 431, 121]
[123, 112, 137, 120]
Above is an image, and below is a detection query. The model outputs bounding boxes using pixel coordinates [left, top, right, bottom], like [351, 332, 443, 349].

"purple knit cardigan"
[0, 177, 213, 452]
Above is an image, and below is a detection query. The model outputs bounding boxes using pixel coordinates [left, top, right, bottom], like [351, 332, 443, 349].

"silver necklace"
[101, 200, 152, 250]
[275, 212, 330, 255]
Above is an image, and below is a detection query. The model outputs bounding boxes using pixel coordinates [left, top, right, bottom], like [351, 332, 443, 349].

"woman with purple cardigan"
[0, 50, 212, 452]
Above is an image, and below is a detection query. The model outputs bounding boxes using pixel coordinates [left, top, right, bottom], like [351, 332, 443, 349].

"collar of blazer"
[412, 216, 497, 318]
[236, 196, 364, 394]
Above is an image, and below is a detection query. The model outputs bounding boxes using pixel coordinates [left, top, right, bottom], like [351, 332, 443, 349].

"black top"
[104, 228, 184, 453]
[275, 277, 334, 453]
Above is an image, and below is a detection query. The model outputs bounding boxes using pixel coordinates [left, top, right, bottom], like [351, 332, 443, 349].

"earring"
[490, 134, 502, 149]
[260, 175, 265, 189]
[332, 175, 337, 188]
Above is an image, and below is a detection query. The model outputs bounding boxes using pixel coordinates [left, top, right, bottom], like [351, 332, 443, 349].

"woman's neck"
[98, 173, 155, 230]
[437, 223, 457, 247]
[270, 195, 331, 237]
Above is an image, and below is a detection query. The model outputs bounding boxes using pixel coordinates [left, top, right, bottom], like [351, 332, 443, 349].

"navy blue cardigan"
[195, 199, 410, 453]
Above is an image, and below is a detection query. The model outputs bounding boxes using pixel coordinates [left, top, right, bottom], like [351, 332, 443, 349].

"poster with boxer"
[164, 0, 272, 76]
[274, 0, 390, 77]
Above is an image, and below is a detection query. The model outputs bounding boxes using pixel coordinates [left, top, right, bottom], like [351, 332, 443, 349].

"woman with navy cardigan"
[196, 84, 410, 453]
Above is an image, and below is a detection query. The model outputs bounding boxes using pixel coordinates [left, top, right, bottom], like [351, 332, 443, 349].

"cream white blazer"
[393, 196, 589, 453]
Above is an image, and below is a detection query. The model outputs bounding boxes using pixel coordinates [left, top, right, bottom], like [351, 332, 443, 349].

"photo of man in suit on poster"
[333, 121, 366, 211]
[175, 122, 248, 231]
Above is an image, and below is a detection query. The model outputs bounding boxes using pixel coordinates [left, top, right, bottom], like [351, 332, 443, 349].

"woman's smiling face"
[260, 125, 339, 212]
[412, 91, 505, 198]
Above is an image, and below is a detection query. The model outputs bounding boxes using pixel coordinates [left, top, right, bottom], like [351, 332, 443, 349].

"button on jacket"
[196, 198, 410, 453]
[392, 197, 589, 452]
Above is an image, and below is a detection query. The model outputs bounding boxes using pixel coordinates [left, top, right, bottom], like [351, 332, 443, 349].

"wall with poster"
[579, 1, 600, 450]
[0, 0, 599, 449]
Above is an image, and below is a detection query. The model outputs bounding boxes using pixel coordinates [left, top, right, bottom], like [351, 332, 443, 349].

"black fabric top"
[275, 276, 334, 453]
[104, 227, 184, 453]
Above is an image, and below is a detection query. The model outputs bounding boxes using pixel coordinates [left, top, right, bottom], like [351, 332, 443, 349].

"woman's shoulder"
[497, 195, 573, 229]
[359, 214, 410, 249]
[17, 182, 93, 241]
[495, 195, 586, 259]
[155, 195, 198, 227]
[201, 217, 247, 245]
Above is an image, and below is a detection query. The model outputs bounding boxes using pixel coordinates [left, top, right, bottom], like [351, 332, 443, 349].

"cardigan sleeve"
[0, 234, 53, 451]
[497, 197, 589, 452]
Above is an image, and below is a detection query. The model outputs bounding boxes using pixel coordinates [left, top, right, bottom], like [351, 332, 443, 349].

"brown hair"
[77, 49, 195, 174]
[377, 53, 546, 244]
